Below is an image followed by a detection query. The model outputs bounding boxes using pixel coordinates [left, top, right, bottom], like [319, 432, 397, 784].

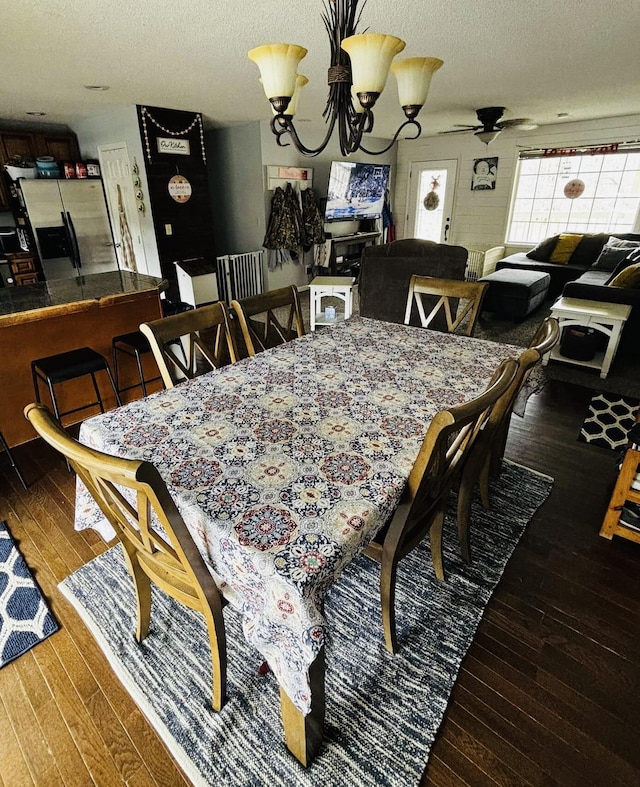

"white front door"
[407, 159, 458, 243]
[98, 143, 147, 273]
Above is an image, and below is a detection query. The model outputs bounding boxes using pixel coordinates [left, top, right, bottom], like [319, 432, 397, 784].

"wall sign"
[157, 137, 191, 155]
[563, 178, 585, 199]
[168, 174, 192, 203]
[471, 157, 498, 191]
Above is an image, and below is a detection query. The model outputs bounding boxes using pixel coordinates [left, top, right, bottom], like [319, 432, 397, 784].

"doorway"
[98, 143, 147, 274]
[407, 160, 458, 243]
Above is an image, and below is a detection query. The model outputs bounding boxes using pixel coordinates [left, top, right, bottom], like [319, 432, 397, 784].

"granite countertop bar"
[0, 271, 168, 322]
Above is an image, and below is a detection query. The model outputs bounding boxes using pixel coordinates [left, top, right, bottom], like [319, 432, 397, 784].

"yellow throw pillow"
[549, 233, 584, 264]
[609, 261, 640, 288]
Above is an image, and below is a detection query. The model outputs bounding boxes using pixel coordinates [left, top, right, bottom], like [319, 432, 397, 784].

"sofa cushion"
[609, 262, 640, 288]
[526, 235, 559, 261]
[570, 233, 610, 265]
[549, 233, 584, 264]
[592, 237, 640, 271]
[496, 253, 587, 298]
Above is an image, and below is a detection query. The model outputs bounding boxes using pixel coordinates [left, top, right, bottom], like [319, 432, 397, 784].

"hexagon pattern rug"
[579, 393, 640, 450]
[0, 521, 58, 668]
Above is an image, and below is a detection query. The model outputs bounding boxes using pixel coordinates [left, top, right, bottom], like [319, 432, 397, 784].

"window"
[506, 149, 640, 245]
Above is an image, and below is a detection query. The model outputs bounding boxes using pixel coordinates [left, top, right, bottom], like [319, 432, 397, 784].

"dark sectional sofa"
[496, 232, 640, 355]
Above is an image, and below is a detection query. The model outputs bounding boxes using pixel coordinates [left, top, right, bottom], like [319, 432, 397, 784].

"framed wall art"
[471, 157, 498, 191]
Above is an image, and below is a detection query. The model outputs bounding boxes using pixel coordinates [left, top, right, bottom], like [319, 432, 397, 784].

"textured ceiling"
[2, 0, 640, 140]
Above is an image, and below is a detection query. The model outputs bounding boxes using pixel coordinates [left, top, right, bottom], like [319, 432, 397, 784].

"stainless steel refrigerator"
[20, 179, 119, 280]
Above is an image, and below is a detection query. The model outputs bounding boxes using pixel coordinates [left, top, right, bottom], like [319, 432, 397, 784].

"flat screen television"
[324, 162, 390, 223]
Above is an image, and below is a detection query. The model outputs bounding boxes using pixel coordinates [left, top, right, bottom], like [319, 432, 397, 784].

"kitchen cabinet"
[0, 127, 80, 210]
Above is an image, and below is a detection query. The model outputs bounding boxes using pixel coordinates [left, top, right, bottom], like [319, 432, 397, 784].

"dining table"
[73, 315, 544, 765]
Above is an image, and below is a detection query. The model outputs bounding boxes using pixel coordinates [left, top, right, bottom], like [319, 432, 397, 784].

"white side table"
[543, 297, 632, 378]
[309, 276, 356, 331]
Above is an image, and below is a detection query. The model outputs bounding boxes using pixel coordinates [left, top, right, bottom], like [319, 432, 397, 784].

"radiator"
[465, 245, 506, 281]
[216, 251, 265, 302]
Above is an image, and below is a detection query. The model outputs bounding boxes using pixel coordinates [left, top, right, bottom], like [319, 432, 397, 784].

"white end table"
[543, 297, 632, 378]
[309, 276, 356, 331]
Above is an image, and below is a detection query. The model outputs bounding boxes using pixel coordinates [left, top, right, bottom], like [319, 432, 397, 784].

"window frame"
[505, 147, 640, 246]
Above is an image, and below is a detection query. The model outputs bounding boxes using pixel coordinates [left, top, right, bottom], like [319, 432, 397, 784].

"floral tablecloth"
[76, 317, 542, 713]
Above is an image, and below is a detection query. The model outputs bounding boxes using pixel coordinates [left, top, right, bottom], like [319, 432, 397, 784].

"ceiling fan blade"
[438, 127, 476, 135]
[452, 124, 480, 129]
[499, 118, 538, 130]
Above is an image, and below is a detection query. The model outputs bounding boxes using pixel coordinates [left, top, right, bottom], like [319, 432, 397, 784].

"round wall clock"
[168, 174, 192, 203]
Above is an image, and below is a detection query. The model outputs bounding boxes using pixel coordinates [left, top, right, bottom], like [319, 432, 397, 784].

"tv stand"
[326, 231, 381, 275]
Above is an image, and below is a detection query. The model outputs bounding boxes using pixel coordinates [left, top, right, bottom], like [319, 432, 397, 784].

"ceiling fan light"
[475, 129, 501, 145]
[390, 56, 443, 110]
[341, 33, 405, 96]
[248, 44, 308, 101]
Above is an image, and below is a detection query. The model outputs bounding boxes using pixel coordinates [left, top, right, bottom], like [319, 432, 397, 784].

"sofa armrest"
[562, 280, 640, 308]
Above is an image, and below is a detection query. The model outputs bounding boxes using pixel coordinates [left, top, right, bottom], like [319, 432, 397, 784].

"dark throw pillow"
[526, 235, 559, 261]
[592, 238, 640, 272]
[605, 249, 640, 284]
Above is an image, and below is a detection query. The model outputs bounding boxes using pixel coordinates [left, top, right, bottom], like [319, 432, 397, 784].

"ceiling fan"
[440, 106, 538, 144]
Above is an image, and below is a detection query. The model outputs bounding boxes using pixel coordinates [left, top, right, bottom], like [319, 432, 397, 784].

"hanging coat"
[300, 187, 326, 252]
[263, 183, 303, 257]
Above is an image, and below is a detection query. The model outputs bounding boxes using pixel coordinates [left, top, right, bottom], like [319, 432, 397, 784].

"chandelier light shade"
[340, 33, 405, 99]
[391, 57, 444, 113]
[248, 0, 443, 157]
[248, 44, 308, 107]
[281, 74, 309, 117]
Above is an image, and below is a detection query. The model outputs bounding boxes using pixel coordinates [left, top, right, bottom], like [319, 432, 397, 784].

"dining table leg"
[279, 647, 326, 766]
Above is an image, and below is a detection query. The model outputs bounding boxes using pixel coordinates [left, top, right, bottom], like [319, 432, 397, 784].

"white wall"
[393, 113, 640, 253]
[71, 106, 161, 277]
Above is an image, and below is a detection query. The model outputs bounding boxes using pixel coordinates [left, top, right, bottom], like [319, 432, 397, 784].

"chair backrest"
[231, 285, 305, 357]
[404, 275, 489, 336]
[358, 239, 468, 329]
[529, 315, 560, 356]
[25, 402, 227, 709]
[480, 315, 560, 480]
[139, 302, 237, 389]
[24, 403, 217, 599]
[387, 358, 518, 559]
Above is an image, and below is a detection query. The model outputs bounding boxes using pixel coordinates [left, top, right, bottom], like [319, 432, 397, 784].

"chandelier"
[248, 0, 443, 157]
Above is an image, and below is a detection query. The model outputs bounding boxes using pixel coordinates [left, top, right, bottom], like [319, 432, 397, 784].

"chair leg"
[112, 343, 121, 394]
[456, 476, 473, 565]
[0, 432, 28, 489]
[479, 455, 492, 509]
[429, 509, 446, 582]
[121, 541, 152, 642]
[380, 552, 401, 653]
[90, 372, 105, 413]
[201, 601, 227, 712]
[103, 364, 123, 407]
[134, 349, 148, 397]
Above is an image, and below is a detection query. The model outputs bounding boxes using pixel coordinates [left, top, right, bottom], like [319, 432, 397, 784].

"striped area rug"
[59, 461, 552, 786]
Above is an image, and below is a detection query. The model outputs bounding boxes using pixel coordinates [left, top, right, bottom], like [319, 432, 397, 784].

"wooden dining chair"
[231, 285, 305, 357]
[404, 275, 489, 336]
[139, 302, 237, 389]
[364, 358, 518, 653]
[456, 316, 560, 563]
[24, 402, 228, 711]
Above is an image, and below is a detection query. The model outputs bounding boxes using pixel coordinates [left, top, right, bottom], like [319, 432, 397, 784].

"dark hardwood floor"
[1, 378, 639, 786]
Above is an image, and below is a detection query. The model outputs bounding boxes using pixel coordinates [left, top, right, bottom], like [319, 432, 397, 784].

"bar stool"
[0, 431, 28, 489]
[112, 331, 162, 398]
[31, 347, 122, 424]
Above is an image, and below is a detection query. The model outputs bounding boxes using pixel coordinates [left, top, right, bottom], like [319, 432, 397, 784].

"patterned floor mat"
[578, 393, 640, 450]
